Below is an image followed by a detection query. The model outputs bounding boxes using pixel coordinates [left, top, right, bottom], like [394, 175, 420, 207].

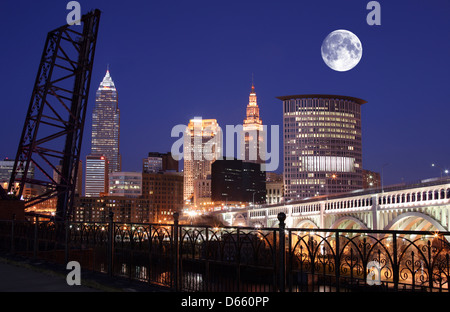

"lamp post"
[252, 191, 259, 207]
[431, 163, 448, 179]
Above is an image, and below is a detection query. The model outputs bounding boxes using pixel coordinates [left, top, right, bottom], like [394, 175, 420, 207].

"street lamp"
[431, 163, 448, 178]
[252, 191, 260, 207]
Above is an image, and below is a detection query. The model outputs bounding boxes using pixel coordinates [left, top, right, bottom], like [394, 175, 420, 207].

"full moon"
[321, 29, 362, 72]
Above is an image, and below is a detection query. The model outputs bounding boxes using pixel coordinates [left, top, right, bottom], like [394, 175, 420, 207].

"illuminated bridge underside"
[218, 179, 450, 233]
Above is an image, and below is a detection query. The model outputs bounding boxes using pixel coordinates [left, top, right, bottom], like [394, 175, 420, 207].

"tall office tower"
[183, 117, 221, 202]
[85, 154, 109, 197]
[91, 69, 121, 173]
[241, 83, 265, 165]
[277, 94, 366, 201]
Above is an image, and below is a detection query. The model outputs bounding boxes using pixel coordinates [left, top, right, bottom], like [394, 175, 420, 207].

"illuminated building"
[193, 179, 212, 207]
[109, 172, 142, 198]
[142, 172, 184, 222]
[277, 94, 366, 200]
[74, 196, 151, 223]
[183, 117, 221, 202]
[85, 154, 109, 197]
[266, 181, 283, 204]
[266, 173, 283, 204]
[91, 69, 121, 173]
[241, 83, 265, 165]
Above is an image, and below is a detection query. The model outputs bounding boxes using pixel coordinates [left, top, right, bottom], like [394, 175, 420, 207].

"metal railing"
[0, 212, 449, 292]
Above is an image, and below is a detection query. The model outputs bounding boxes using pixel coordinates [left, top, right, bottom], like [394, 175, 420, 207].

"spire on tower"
[99, 66, 115, 90]
[251, 73, 255, 93]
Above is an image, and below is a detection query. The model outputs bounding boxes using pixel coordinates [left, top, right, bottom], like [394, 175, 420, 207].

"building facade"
[211, 159, 266, 204]
[143, 152, 178, 173]
[85, 154, 108, 197]
[193, 179, 213, 207]
[183, 117, 221, 202]
[91, 69, 121, 174]
[142, 172, 184, 223]
[277, 94, 366, 200]
[241, 84, 265, 166]
[109, 172, 142, 198]
[73, 196, 151, 223]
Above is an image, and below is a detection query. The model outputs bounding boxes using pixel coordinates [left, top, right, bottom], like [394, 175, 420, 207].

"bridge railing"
[286, 227, 450, 292]
[0, 212, 449, 292]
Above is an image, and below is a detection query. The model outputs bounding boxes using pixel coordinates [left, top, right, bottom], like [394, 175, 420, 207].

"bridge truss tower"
[8, 10, 101, 220]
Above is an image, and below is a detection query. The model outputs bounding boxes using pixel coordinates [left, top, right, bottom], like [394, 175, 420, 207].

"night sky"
[1, 0, 450, 187]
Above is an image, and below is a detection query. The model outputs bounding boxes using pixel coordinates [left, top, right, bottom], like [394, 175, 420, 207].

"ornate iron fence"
[0, 212, 449, 292]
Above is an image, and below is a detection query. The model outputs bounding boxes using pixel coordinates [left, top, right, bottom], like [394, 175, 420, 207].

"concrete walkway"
[0, 260, 98, 292]
[0, 256, 171, 292]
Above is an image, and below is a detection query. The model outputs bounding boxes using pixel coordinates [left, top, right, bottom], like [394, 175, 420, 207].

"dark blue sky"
[1, 0, 449, 186]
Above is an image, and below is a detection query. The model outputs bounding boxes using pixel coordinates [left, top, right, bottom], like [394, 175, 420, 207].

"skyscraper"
[183, 117, 221, 202]
[85, 154, 108, 197]
[241, 83, 265, 165]
[277, 94, 366, 200]
[91, 69, 121, 173]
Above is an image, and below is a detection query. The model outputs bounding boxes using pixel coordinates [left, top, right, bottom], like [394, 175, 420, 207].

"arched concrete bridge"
[215, 178, 450, 232]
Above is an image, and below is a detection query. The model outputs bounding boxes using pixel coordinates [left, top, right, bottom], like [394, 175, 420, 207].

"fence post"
[108, 211, 114, 277]
[392, 233, 398, 291]
[278, 212, 286, 292]
[335, 230, 340, 292]
[236, 227, 241, 291]
[173, 212, 180, 291]
[33, 216, 39, 259]
[65, 218, 69, 264]
[10, 214, 15, 254]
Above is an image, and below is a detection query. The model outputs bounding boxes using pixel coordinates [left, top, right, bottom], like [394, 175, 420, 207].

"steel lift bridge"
[0, 10, 101, 220]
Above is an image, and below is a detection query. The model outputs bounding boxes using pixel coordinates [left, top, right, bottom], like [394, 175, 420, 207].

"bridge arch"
[330, 216, 369, 230]
[383, 211, 446, 232]
[293, 218, 319, 229]
[231, 213, 247, 227]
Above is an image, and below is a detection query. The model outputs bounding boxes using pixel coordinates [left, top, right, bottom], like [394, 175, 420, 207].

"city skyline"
[0, 1, 450, 188]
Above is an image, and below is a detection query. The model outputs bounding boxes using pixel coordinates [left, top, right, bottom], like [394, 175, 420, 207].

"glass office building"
[277, 94, 366, 200]
[85, 154, 108, 197]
